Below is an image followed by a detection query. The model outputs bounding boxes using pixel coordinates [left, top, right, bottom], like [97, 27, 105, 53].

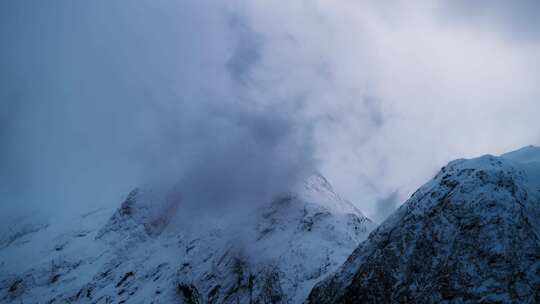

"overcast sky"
[1, 1, 539, 223]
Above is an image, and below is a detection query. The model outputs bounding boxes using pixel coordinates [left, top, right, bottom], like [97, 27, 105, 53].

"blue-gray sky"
[1, 1, 539, 223]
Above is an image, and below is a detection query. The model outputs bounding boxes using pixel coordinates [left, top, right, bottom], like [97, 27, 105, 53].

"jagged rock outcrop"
[307, 146, 540, 303]
[96, 187, 180, 247]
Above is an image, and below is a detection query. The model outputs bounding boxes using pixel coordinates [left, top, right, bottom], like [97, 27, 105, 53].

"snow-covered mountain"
[0, 174, 375, 303]
[307, 146, 540, 303]
[4, 146, 538, 303]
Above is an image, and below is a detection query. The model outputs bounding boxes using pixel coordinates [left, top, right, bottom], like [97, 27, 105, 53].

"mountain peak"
[502, 145, 540, 160]
[0, 173, 374, 304]
[308, 150, 540, 303]
[501, 145, 540, 193]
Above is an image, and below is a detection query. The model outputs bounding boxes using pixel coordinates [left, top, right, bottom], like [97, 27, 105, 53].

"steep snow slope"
[307, 147, 540, 303]
[0, 209, 114, 303]
[502, 145, 540, 192]
[0, 174, 374, 303]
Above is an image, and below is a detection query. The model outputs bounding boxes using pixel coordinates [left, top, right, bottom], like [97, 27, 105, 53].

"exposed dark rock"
[177, 283, 202, 304]
[307, 155, 540, 303]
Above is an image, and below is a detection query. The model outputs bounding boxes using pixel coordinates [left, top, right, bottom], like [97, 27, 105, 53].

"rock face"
[172, 174, 375, 304]
[0, 174, 374, 304]
[307, 146, 540, 303]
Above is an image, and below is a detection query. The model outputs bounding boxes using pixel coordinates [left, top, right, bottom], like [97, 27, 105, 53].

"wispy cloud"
[1, 0, 539, 222]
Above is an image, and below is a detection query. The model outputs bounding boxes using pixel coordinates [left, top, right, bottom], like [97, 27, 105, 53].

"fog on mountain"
[1, 1, 540, 303]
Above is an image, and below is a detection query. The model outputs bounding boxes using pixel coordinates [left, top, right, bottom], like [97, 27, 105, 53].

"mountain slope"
[307, 147, 540, 303]
[0, 174, 375, 304]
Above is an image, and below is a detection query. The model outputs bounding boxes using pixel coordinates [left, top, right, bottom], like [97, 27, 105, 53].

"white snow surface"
[0, 173, 375, 303]
[501, 145, 540, 192]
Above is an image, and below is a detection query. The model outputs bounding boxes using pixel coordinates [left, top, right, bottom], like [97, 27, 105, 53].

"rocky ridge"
[307, 146, 540, 303]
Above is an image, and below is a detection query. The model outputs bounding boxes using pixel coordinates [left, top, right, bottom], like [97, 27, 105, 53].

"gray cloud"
[0, 1, 320, 223]
[443, 1, 540, 41]
[374, 190, 400, 223]
[1, 0, 539, 224]
[226, 14, 264, 85]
